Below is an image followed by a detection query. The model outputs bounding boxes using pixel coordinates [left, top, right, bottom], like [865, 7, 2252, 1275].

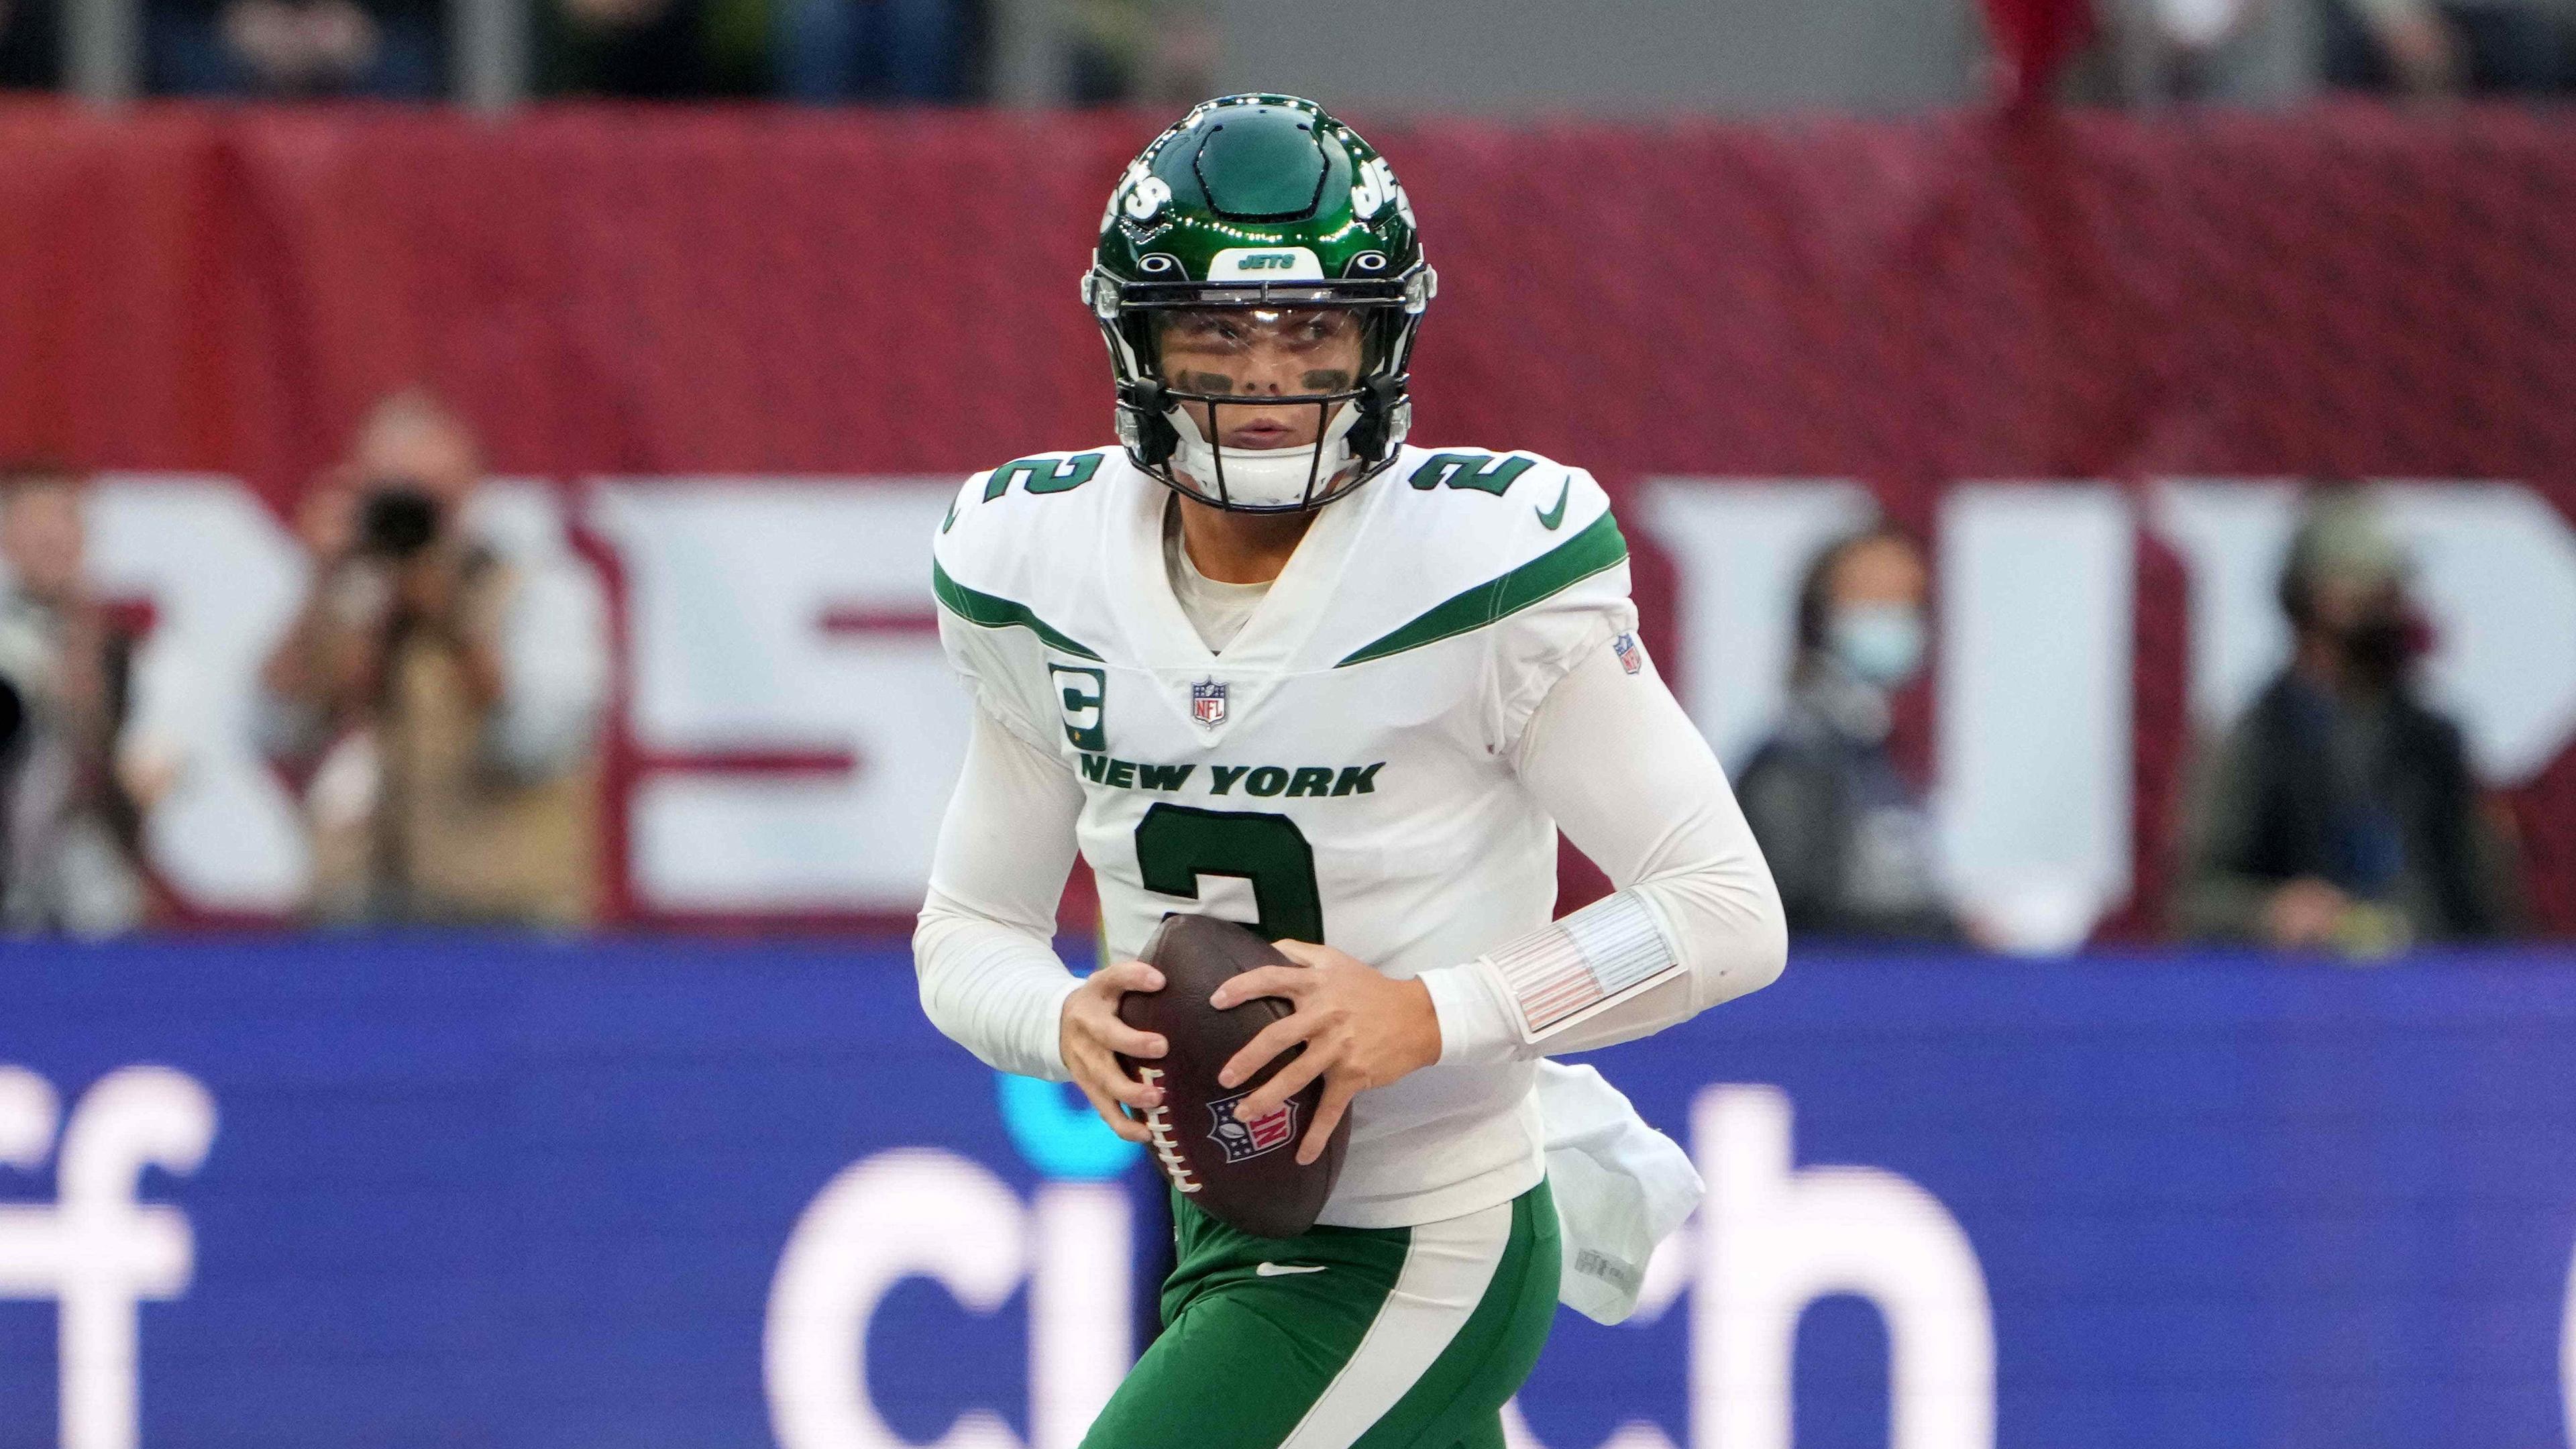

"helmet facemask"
[1091, 269, 1430, 513]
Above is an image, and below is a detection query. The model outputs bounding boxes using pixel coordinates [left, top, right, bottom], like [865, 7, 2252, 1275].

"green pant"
[1082, 1179, 1560, 1449]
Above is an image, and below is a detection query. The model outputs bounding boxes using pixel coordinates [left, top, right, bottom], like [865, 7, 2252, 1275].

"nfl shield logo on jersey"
[1191, 679, 1228, 727]
[1613, 633, 1644, 675]
[1206, 1090, 1297, 1162]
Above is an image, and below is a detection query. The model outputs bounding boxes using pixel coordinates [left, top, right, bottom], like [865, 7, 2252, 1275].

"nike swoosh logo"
[1534, 480, 1570, 531]
[1254, 1263, 1328, 1277]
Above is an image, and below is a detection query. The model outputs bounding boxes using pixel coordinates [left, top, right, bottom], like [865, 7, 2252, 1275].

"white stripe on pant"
[1277, 1198, 1516, 1449]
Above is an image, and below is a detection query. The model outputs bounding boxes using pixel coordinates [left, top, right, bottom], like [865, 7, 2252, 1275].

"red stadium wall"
[1, 101, 2570, 933]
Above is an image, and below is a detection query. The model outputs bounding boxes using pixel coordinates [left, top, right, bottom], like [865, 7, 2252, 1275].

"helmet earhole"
[1121, 380, 1181, 467]
[1349, 375, 1409, 464]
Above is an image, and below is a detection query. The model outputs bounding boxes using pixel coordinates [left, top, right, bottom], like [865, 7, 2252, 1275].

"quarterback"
[914, 95, 1788, 1448]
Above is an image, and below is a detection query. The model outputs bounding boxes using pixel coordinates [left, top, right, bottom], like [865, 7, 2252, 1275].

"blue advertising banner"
[1, 937, 2573, 1449]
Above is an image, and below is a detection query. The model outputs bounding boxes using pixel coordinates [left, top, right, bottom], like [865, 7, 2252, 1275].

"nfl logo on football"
[1206, 1089, 1296, 1162]
[1191, 679, 1228, 727]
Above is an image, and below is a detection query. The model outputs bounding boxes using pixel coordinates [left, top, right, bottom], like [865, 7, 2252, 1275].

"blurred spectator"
[0, 0, 60, 88]
[0, 466, 148, 936]
[1735, 527, 1961, 943]
[1065, 0, 1212, 105]
[773, 0, 962, 101]
[260, 390, 608, 928]
[2319, 0, 2569, 93]
[147, 0, 442, 96]
[2174, 488, 2520, 955]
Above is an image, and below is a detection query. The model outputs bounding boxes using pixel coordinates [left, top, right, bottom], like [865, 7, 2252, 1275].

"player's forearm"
[1424, 629, 1786, 1065]
[1504, 860, 1786, 1057]
[913, 894, 1084, 1081]
[1423, 875, 1785, 1063]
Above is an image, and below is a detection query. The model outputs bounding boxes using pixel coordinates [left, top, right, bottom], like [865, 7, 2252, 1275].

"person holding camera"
[260, 388, 607, 928]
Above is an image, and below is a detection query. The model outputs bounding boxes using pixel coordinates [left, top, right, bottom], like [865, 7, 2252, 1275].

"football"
[1117, 914, 1350, 1239]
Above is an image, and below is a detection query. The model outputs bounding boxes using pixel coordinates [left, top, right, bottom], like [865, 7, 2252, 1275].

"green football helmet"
[1082, 94, 1435, 513]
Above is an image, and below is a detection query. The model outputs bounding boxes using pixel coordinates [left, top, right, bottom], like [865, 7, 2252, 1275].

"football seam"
[1135, 1067, 1199, 1194]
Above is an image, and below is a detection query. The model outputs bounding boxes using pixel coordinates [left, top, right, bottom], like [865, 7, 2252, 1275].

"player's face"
[1154, 308, 1366, 450]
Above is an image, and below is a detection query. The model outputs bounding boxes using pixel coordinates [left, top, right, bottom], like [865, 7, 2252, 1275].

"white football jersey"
[932, 443, 1633, 1228]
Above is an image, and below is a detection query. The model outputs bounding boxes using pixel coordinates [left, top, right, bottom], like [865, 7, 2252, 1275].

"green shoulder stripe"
[1336, 508, 1628, 667]
[932, 560, 1102, 661]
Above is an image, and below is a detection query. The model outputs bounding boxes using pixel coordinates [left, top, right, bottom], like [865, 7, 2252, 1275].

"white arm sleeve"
[484, 555, 611, 780]
[912, 706, 1088, 1081]
[1418, 633, 1787, 1064]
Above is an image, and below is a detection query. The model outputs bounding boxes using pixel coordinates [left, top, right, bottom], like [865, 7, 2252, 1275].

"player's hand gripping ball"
[1116, 914, 1352, 1238]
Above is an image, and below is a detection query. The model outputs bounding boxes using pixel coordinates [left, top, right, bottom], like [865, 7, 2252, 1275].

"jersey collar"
[1114, 454, 1388, 685]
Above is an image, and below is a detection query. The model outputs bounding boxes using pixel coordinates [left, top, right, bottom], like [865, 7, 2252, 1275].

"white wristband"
[1482, 891, 1681, 1040]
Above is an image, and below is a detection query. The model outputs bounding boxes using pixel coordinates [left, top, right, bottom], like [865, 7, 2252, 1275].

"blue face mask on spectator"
[1829, 604, 1925, 688]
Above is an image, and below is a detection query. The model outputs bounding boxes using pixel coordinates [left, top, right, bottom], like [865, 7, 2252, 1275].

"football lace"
[1134, 1067, 1199, 1193]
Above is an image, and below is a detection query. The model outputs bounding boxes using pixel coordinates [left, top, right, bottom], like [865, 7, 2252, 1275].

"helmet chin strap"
[1167, 399, 1364, 511]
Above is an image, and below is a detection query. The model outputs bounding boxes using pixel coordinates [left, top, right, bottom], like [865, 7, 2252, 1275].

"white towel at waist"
[1535, 1059, 1703, 1324]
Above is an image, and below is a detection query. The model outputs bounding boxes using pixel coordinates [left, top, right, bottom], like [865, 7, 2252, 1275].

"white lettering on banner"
[1693, 1084, 1994, 1449]
[2147, 479, 2304, 731]
[588, 481, 967, 912]
[1501, 1401, 1678, 1449]
[2368, 484, 2576, 783]
[1639, 480, 1878, 767]
[85, 476, 311, 912]
[0, 1068, 56, 1167]
[1934, 486, 2135, 955]
[765, 1151, 1132, 1449]
[0, 1065, 219, 1449]
[1028, 1183, 1133, 1449]
[778, 1090, 1984, 1449]
[2562, 1235, 2576, 1449]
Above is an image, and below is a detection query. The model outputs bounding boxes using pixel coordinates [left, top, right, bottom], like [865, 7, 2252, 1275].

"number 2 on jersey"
[1132, 804, 1324, 944]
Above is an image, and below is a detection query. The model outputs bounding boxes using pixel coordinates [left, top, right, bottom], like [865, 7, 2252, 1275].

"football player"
[914, 95, 1788, 1449]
